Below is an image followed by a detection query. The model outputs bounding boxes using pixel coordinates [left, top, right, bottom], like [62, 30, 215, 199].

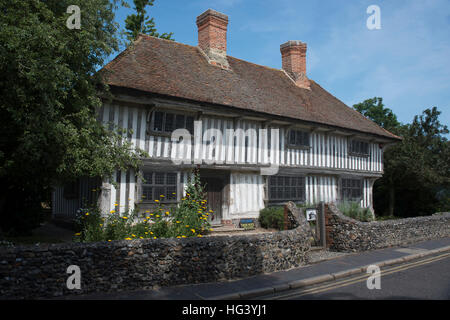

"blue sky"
[110, 0, 450, 128]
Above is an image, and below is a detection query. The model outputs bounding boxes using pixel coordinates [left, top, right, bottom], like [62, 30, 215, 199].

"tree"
[353, 97, 400, 132]
[124, 0, 174, 42]
[0, 0, 144, 235]
[353, 98, 449, 217]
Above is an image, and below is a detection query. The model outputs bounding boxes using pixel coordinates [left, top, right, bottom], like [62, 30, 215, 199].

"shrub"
[337, 201, 374, 222]
[259, 206, 285, 230]
[75, 168, 212, 242]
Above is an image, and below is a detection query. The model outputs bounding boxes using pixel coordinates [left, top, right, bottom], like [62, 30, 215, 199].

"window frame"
[149, 110, 195, 137]
[267, 175, 306, 203]
[140, 171, 179, 204]
[287, 129, 311, 150]
[340, 177, 363, 202]
[348, 139, 370, 158]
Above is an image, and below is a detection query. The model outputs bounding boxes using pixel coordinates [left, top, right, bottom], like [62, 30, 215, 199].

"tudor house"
[52, 9, 401, 225]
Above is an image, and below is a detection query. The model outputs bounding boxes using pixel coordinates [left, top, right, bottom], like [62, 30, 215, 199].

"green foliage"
[354, 97, 449, 218]
[75, 169, 211, 242]
[337, 201, 374, 222]
[0, 0, 145, 234]
[124, 0, 174, 42]
[353, 97, 400, 132]
[259, 206, 285, 230]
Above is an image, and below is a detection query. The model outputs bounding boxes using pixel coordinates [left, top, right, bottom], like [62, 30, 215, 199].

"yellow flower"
[210, 228, 214, 231]
[185, 225, 189, 228]
[108, 240, 112, 242]
[145, 232, 148, 235]
[150, 232, 154, 235]
[197, 235, 203, 238]
[114, 204, 118, 206]
[154, 199, 159, 202]
[176, 221, 181, 223]
[140, 237, 144, 239]
[124, 237, 132, 240]
[132, 234, 136, 237]
[110, 210, 116, 213]
[181, 198, 186, 201]
[153, 236, 157, 239]
[142, 195, 146, 198]
[182, 235, 186, 238]
[177, 236, 181, 239]
[74, 233, 81, 236]
[160, 195, 165, 198]
[191, 229, 196, 233]
[122, 216, 128, 219]
[145, 210, 150, 213]
[165, 211, 169, 215]
[85, 212, 89, 216]
[209, 210, 213, 213]
[99, 224, 103, 227]
[172, 192, 176, 195]
[156, 215, 160, 218]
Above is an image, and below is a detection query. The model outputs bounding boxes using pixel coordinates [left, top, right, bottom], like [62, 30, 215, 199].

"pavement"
[66, 237, 450, 300]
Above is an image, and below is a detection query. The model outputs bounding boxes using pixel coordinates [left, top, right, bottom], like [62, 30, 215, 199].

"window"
[268, 176, 305, 202]
[152, 111, 194, 134]
[349, 139, 369, 157]
[142, 172, 177, 202]
[341, 178, 362, 201]
[288, 129, 310, 148]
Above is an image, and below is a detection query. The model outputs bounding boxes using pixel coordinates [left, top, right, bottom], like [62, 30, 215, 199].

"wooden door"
[200, 177, 223, 225]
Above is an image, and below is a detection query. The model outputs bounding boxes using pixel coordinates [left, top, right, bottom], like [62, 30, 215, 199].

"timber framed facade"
[52, 9, 401, 224]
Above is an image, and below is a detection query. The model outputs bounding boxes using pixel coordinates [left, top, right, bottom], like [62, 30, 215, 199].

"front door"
[200, 177, 223, 226]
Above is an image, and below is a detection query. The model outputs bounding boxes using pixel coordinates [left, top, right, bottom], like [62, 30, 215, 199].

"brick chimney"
[280, 40, 310, 89]
[196, 9, 230, 70]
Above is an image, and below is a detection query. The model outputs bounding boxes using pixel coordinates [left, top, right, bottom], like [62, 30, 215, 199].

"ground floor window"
[142, 171, 177, 202]
[341, 178, 362, 201]
[268, 176, 305, 202]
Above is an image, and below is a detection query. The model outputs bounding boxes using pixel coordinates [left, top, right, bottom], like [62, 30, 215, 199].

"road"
[259, 252, 450, 300]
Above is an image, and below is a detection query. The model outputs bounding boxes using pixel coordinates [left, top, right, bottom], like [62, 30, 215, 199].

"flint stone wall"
[325, 203, 450, 252]
[0, 202, 311, 299]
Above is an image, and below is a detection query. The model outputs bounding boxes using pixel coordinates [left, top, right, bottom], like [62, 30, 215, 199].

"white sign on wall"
[306, 209, 317, 222]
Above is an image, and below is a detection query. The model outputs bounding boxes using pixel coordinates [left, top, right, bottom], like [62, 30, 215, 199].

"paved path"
[63, 237, 450, 300]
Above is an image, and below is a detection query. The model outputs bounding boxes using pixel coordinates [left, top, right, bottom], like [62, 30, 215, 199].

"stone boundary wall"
[0, 202, 311, 299]
[325, 203, 450, 252]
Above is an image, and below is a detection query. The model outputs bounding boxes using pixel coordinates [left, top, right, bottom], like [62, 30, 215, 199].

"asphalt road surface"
[261, 252, 450, 300]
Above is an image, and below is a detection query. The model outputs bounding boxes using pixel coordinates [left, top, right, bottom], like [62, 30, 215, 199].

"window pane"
[155, 187, 165, 199]
[166, 173, 177, 185]
[153, 112, 163, 131]
[167, 186, 177, 200]
[186, 116, 194, 134]
[143, 172, 152, 184]
[277, 176, 284, 186]
[155, 173, 165, 185]
[303, 132, 310, 147]
[295, 131, 302, 146]
[143, 186, 153, 200]
[165, 113, 174, 132]
[289, 130, 296, 145]
[175, 114, 185, 129]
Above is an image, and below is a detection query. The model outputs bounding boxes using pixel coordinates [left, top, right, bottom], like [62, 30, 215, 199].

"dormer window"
[288, 129, 310, 148]
[151, 111, 194, 134]
[349, 139, 369, 157]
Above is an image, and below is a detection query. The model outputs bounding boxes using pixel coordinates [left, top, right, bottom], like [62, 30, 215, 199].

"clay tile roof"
[101, 34, 401, 141]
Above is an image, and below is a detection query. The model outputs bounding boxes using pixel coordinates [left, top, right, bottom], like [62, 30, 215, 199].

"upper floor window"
[151, 111, 194, 134]
[349, 139, 369, 157]
[268, 176, 305, 202]
[341, 178, 362, 202]
[142, 172, 177, 202]
[288, 129, 310, 148]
